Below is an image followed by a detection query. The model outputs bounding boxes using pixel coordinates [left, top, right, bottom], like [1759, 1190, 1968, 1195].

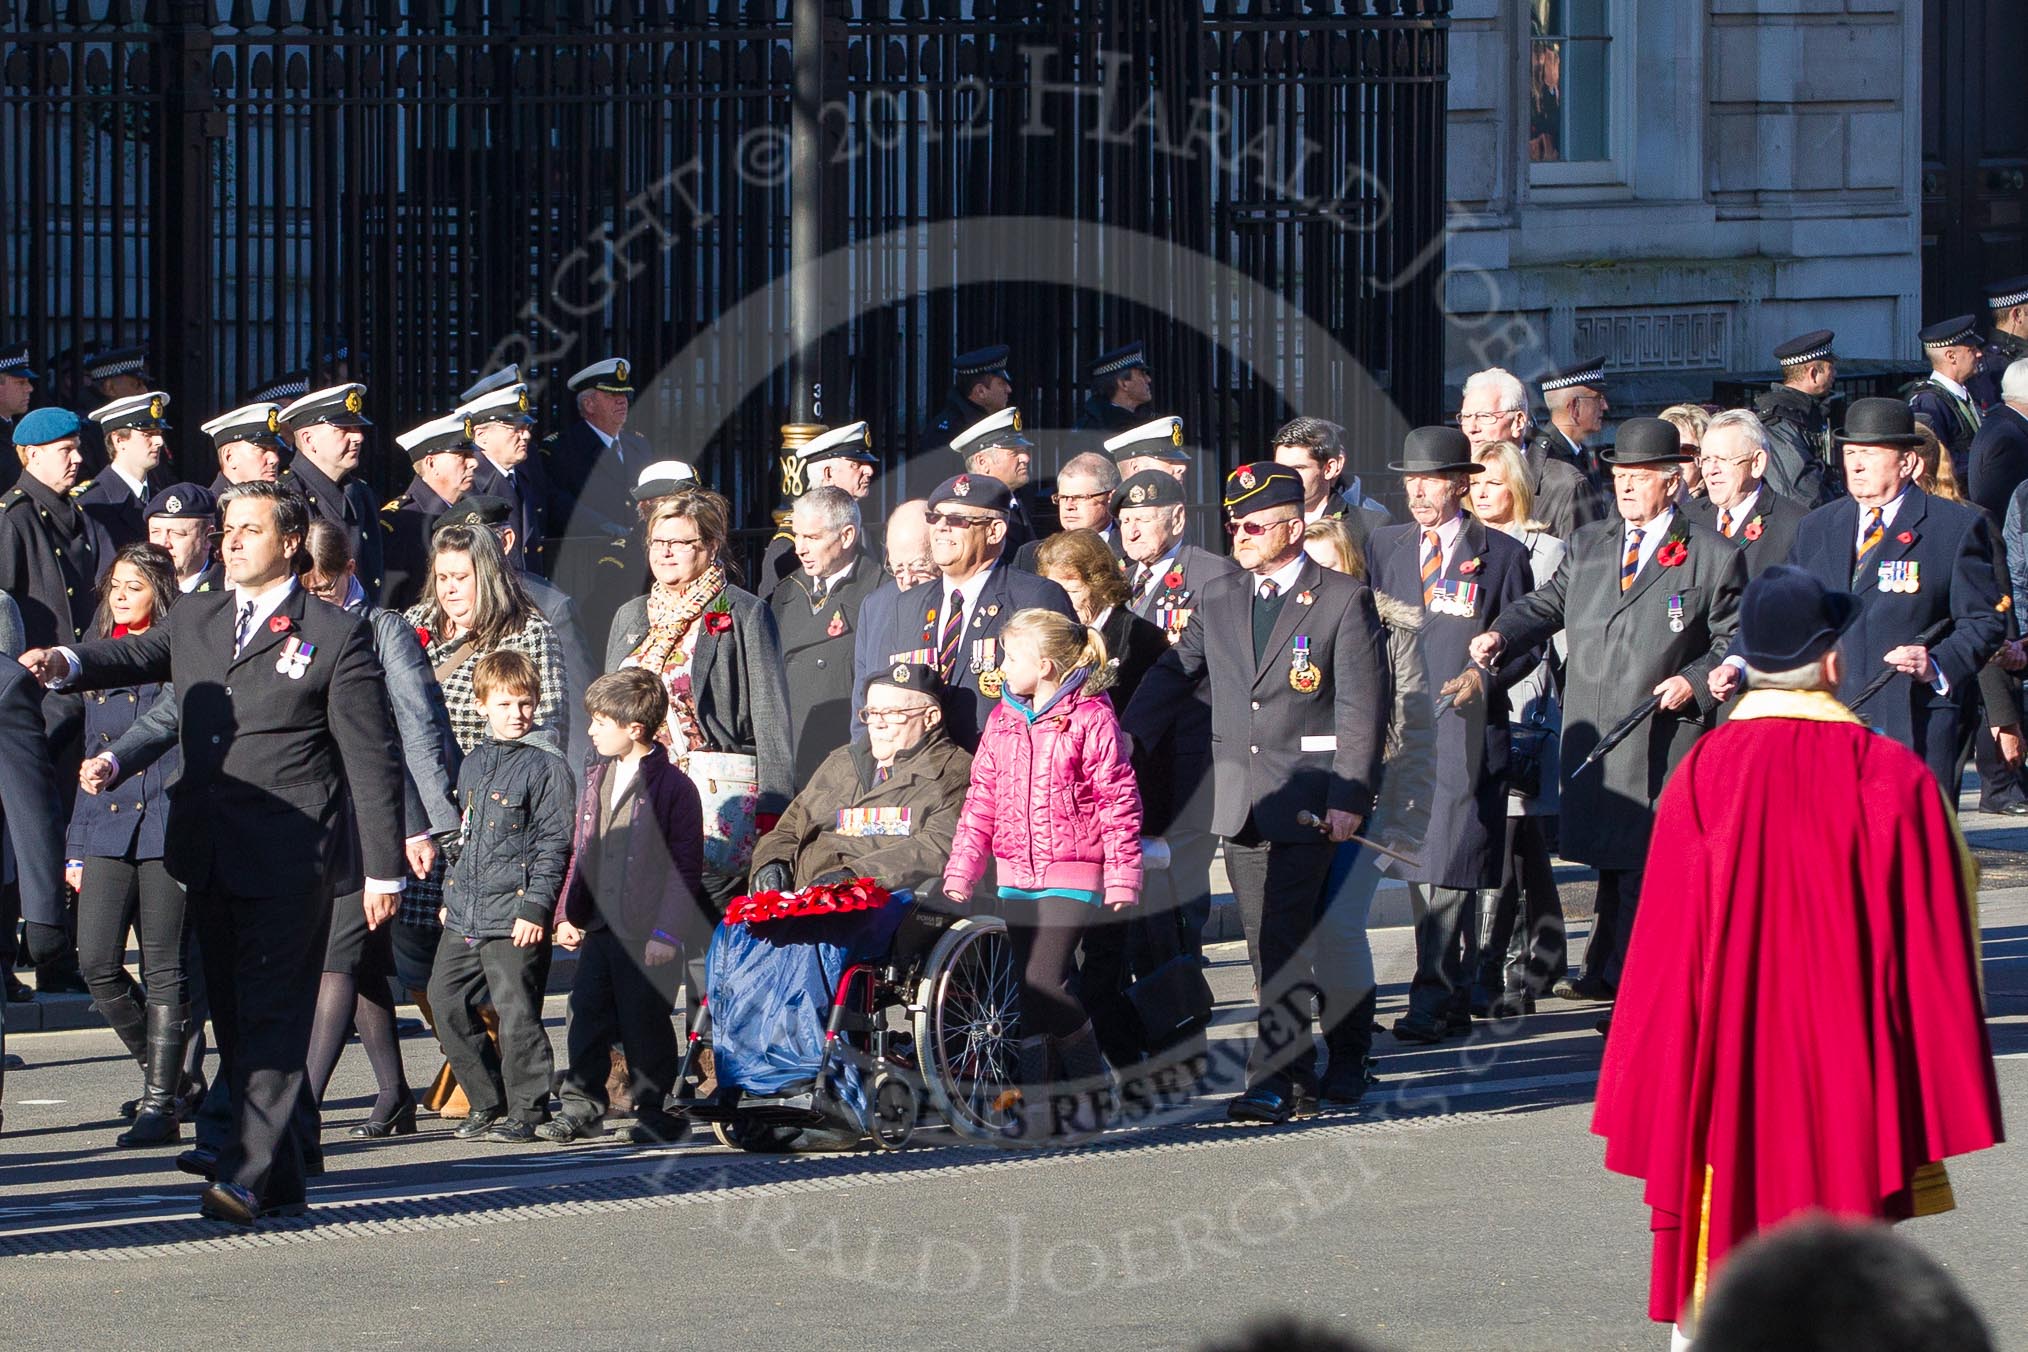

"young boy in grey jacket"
[428, 649, 577, 1144]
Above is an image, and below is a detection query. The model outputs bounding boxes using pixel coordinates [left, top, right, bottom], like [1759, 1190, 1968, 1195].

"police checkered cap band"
[200, 401, 283, 442]
[794, 420, 875, 462]
[459, 364, 522, 404]
[1103, 416, 1186, 456]
[1988, 278, 2028, 310]
[1993, 288, 2028, 310]
[0, 350, 31, 374]
[1540, 362, 1607, 393]
[1922, 325, 1981, 349]
[952, 346, 1010, 378]
[949, 406, 1025, 455]
[86, 354, 147, 380]
[1778, 344, 1835, 367]
[1090, 348, 1148, 379]
[251, 376, 308, 401]
[396, 411, 474, 458]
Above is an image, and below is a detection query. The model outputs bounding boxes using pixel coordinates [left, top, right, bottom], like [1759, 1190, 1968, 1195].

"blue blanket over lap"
[704, 893, 915, 1118]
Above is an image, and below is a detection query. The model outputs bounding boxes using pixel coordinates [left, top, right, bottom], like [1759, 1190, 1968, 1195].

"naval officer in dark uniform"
[948, 407, 1042, 556]
[1714, 398, 2007, 791]
[1366, 428, 1535, 1045]
[200, 400, 287, 494]
[277, 383, 383, 599]
[919, 344, 1014, 456]
[379, 411, 478, 611]
[1475, 419, 1745, 1005]
[885, 471, 1076, 753]
[77, 390, 173, 548]
[1121, 463, 1390, 1122]
[22, 480, 406, 1225]
[760, 420, 880, 590]
[769, 483, 886, 781]
[458, 372, 550, 576]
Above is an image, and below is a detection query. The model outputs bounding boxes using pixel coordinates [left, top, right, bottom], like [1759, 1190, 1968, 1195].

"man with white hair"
[1533, 354, 1610, 484]
[761, 420, 880, 588]
[1458, 366, 1600, 538]
[769, 484, 884, 779]
[1680, 410, 1808, 579]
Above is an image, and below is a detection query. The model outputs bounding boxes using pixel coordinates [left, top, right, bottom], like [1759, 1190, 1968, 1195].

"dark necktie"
[1131, 564, 1156, 608]
[1251, 578, 1285, 666]
[874, 765, 891, 785]
[233, 599, 255, 655]
[810, 578, 828, 611]
[1854, 508, 1885, 586]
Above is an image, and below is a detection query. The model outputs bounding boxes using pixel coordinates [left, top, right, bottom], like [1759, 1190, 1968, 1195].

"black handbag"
[1507, 649, 1560, 800]
[1124, 912, 1214, 1050]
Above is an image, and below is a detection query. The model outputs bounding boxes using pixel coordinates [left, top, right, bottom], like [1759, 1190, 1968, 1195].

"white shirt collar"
[942, 564, 995, 627]
[1092, 604, 1116, 631]
[177, 570, 205, 594]
[1416, 510, 1466, 558]
[587, 423, 616, 450]
[483, 451, 517, 480]
[110, 464, 149, 502]
[1716, 485, 1762, 532]
[228, 575, 297, 644]
[1930, 372, 1971, 402]
[822, 558, 857, 592]
[1257, 550, 1308, 596]
[1858, 487, 1912, 539]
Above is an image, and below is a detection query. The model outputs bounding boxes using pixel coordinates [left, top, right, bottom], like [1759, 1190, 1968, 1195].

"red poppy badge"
[704, 611, 733, 635]
[1656, 540, 1688, 568]
[1743, 519, 1763, 542]
[1896, 530, 1914, 545]
[1163, 568, 1185, 590]
[268, 615, 292, 634]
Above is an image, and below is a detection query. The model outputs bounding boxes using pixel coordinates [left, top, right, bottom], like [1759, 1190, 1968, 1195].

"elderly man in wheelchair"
[683, 662, 1023, 1151]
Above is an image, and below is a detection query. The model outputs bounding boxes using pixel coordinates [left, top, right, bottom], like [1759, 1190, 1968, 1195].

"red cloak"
[1591, 690, 2005, 1324]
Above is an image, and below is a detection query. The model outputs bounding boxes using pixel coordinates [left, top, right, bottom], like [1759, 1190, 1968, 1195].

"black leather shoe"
[626, 1112, 690, 1145]
[1389, 1015, 1446, 1045]
[1225, 1089, 1293, 1125]
[1443, 1010, 1473, 1038]
[535, 1114, 604, 1144]
[347, 1092, 419, 1139]
[452, 1110, 503, 1142]
[4, 975, 31, 1003]
[1289, 1089, 1320, 1121]
[1487, 993, 1537, 1020]
[176, 1144, 220, 1180]
[1319, 1071, 1377, 1109]
[483, 1118, 536, 1144]
[1986, 800, 2028, 816]
[199, 1182, 260, 1227]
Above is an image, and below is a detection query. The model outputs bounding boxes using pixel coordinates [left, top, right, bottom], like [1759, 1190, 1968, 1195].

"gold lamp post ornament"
[777, 421, 828, 525]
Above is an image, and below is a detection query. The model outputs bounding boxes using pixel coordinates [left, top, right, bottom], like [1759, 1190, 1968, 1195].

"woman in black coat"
[1034, 528, 1169, 709]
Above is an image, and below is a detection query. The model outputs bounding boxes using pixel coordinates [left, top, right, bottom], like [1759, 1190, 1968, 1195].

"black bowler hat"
[1112, 469, 1188, 515]
[870, 661, 945, 697]
[438, 494, 513, 531]
[1834, 397, 1928, 448]
[1736, 564, 1859, 672]
[1598, 417, 1689, 466]
[1221, 462, 1303, 516]
[1388, 426, 1483, 475]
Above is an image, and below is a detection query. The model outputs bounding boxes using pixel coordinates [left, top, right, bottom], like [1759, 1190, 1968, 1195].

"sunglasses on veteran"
[1224, 514, 1297, 537]
[925, 510, 1001, 529]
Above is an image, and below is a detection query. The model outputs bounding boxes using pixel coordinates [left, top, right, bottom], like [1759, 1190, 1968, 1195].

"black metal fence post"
[156, 2, 220, 483]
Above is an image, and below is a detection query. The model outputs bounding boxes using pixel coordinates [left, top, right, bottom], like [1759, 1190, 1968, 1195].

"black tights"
[304, 972, 411, 1118]
[1004, 895, 1095, 1040]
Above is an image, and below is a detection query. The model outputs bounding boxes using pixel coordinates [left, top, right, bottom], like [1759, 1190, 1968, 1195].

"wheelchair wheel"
[912, 915, 1020, 1142]
[867, 1071, 919, 1152]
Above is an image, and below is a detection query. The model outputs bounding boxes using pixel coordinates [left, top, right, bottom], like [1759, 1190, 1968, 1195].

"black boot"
[93, 987, 149, 1118]
[175, 1022, 209, 1120]
[996, 1036, 1054, 1149]
[117, 1003, 189, 1147]
[1051, 1022, 1111, 1145]
[1320, 990, 1378, 1106]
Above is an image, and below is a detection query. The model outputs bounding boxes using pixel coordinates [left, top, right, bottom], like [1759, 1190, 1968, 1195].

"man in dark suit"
[276, 382, 384, 599]
[0, 653, 69, 1133]
[1714, 398, 2007, 791]
[1273, 416, 1390, 552]
[379, 411, 477, 610]
[1460, 367, 1601, 539]
[770, 484, 886, 781]
[1112, 469, 1235, 957]
[1123, 463, 1390, 1123]
[1475, 419, 1745, 1004]
[1013, 451, 1124, 573]
[1680, 410, 1809, 578]
[459, 374, 551, 576]
[1967, 358, 2028, 523]
[1908, 317, 1986, 486]
[761, 420, 880, 590]
[1366, 428, 1535, 1044]
[542, 356, 644, 544]
[885, 472, 1075, 752]
[77, 390, 172, 548]
[24, 481, 405, 1224]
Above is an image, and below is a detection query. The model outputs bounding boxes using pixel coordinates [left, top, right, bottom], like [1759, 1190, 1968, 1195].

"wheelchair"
[676, 889, 1021, 1152]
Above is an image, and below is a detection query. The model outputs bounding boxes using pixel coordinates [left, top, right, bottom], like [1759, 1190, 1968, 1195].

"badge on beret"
[344, 389, 363, 414]
[164, 494, 183, 513]
[1238, 469, 1257, 490]
[1128, 484, 1147, 505]
[890, 663, 910, 684]
[953, 475, 971, 498]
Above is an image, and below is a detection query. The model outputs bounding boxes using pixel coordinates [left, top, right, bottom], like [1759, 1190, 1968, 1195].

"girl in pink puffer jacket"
[943, 608, 1142, 1147]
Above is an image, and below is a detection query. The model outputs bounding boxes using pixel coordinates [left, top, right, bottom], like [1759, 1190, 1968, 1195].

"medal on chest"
[1880, 560, 1920, 594]
[975, 637, 1004, 697]
[1156, 605, 1194, 642]
[1289, 635, 1321, 693]
[1429, 579, 1480, 618]
[276, 635, 317, 680]
[1667, 593, 1685, 633]
[836, 806, 913, 838]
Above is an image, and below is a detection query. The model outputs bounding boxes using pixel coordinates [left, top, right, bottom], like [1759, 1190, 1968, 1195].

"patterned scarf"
[627, 563, 726, 752]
